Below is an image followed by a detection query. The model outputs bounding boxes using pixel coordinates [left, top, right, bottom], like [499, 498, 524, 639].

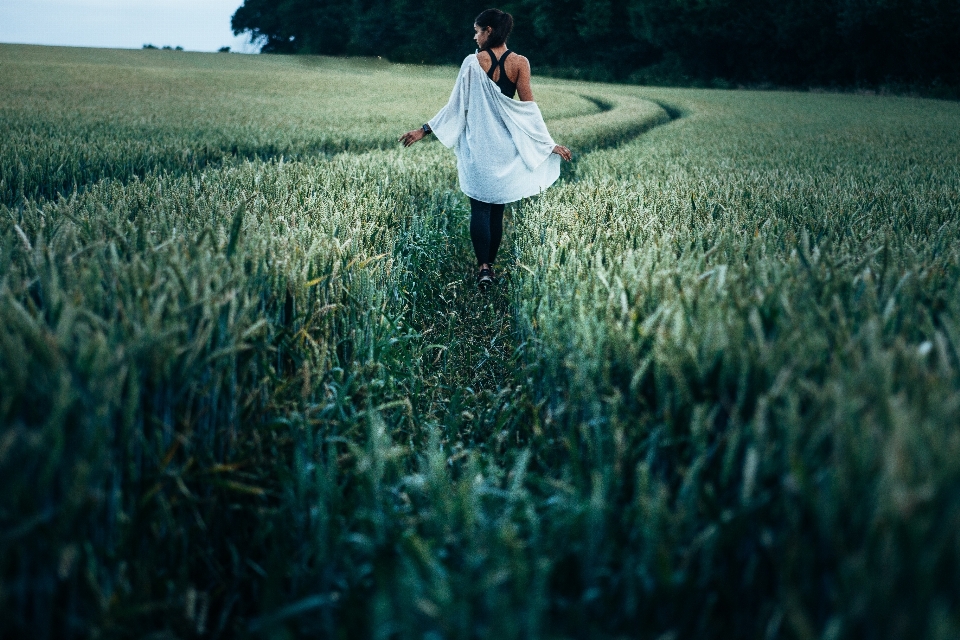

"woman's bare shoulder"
[508, 53, 531, 72]
[475, 51, 490, 71]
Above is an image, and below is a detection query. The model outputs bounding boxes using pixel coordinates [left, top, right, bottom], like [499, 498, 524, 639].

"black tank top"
[482, 48, 517, 99]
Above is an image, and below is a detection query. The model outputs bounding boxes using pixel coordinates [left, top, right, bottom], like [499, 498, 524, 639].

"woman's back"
[479, 48, 517, 98]
[477, 47, 533, 101]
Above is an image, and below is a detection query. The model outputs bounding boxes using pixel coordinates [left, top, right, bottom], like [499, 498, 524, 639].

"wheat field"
[2, 44, 959, 639]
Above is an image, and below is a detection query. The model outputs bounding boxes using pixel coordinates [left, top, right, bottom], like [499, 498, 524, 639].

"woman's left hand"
[552, 145, 572, 161]
[399, 129, 426, 147]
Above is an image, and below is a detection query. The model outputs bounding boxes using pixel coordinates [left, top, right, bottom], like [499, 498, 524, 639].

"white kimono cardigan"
[428, 54, 561, 205]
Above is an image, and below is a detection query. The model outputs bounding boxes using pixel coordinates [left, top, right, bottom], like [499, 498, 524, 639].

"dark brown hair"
[475, 9, 514, 49]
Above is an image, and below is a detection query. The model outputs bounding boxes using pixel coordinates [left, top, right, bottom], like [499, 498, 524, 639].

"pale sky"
[0, 0, 262, 52]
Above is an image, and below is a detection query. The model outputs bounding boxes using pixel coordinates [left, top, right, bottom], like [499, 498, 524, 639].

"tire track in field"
[394, 192, 524, 447]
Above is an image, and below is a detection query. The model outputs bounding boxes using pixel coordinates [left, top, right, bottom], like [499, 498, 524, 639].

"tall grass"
[2, 46, 960, 638]
[511, 90, 960, 637]
[0, 147, 459, 636]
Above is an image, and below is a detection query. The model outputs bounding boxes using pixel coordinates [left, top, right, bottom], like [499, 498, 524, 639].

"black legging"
[469, 198, 505, 266]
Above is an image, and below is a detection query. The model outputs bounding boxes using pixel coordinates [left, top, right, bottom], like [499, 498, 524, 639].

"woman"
[400, 8, 572, 290]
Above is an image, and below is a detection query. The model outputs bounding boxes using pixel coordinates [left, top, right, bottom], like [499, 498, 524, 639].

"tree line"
[231, 0, 959, 91]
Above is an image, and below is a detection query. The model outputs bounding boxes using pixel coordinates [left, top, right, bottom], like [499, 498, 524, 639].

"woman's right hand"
[552, 145, 572, 161]
[399, 129, 426, 147]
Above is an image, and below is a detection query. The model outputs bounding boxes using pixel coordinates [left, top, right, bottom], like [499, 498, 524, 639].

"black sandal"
[477, 267, 494, 290]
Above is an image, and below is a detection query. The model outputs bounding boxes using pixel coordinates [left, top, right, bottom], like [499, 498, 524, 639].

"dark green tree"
[231, 0, 960, 89]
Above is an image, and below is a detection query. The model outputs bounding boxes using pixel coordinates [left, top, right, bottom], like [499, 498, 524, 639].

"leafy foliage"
[231, 0, 960, 89]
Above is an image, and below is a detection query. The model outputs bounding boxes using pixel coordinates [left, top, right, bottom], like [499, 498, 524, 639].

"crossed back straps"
[482, 48, 517, 98]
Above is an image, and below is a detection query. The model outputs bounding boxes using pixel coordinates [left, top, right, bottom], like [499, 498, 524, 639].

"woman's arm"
[515, 56, 534, 102]
[513, 57, 570, 160]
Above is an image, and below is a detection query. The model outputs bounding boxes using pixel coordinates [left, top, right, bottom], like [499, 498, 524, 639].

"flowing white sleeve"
[496, 99, 557, 170]
[428, 60, 470, 148]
